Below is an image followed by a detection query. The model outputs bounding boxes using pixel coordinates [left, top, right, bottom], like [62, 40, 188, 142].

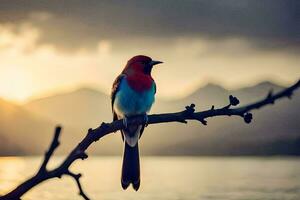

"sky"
[0, 0, 299, 103]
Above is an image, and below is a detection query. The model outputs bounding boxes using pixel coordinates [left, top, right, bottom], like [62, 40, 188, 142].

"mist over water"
[0, 157, 299, 200]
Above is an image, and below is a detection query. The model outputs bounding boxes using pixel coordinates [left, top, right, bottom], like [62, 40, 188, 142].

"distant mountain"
[0, 98, 56, 155]
[152, 81, 300, 155]
[25, 88, 111, 127]
[2, 81, 299, 156]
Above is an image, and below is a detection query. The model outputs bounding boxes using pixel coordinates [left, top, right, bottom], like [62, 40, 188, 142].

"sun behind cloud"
[0, 22, 299, 103]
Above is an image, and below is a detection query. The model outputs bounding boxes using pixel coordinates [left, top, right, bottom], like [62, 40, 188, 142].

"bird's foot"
[143, 114, 149, 127]
[122, 117, 128, 129]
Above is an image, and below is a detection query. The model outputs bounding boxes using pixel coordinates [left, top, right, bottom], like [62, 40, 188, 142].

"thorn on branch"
[79, 152, 88, 160]
[222, 95, 240, 110]
[229, 95, 240, 106]
[101, 122, 110, 130]
[287, 91, 293, 99]
[266, 90, 275, 104]
[177, 104, 196, 124]
[185, 103, 195, 114]
[180, 119, 188, 124]
[200, 119, 207, 125]
[243, 113, 253, 124]
[267, 89, 273, 98]
[74, 149, 88, 160]
[100, 122, 110, 131]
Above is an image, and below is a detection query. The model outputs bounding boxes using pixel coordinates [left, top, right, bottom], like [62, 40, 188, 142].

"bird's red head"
[123, 55, 163, 75]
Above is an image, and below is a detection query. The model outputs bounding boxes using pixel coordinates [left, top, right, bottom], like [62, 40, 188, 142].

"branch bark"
[0, 79, 299, 200]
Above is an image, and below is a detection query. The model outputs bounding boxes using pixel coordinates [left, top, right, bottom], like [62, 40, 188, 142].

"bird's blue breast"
[114, 78, 155, 117]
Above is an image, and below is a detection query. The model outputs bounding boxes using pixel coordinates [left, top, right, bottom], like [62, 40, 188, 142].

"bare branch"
[39, 126, 61, 173]
[65, 171, 90, 200]
[0, 79, 299, 200]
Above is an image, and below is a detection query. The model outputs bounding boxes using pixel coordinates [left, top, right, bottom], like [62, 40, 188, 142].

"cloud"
[0, 23, 40, 54]
[0, 22, 299, 103]
[0, 0, 298, 51]
[29, 11, 53, 21]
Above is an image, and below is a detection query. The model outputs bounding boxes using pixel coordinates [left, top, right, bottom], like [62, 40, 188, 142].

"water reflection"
[0, 157, 299, 200]
[0, 157, 26, 194]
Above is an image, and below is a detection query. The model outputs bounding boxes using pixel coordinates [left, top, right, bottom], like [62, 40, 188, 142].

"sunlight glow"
[0, 157, 25, 194]
[0, 23, 299, 103]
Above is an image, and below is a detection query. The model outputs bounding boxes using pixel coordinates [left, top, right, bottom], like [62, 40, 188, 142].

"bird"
[111, 55, 162, 191]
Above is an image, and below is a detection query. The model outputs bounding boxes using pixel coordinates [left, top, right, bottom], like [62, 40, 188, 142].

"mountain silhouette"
[0, 81, 299, 155]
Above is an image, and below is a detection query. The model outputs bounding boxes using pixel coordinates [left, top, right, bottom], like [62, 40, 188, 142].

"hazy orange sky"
[0, 0, 299, 103]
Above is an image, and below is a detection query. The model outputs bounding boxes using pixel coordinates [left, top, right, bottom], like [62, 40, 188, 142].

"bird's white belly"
[113, 79, 155, 117]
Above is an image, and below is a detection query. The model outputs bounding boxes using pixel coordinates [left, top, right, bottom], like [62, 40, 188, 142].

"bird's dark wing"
[111, 74, 126, 140]
[111, 74, 125, 121]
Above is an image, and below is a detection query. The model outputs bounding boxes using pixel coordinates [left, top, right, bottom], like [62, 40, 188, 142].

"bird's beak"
[150, 60, 163, 66]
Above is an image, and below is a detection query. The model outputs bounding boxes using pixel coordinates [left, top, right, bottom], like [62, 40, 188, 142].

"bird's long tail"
[121, 141, 140, 191]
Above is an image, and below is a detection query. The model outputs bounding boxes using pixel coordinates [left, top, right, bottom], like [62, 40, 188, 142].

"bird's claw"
[123, 117, 128, 129]
[144, 114, 149, 127]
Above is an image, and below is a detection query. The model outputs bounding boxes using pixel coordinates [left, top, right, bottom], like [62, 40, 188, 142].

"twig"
[0, 79, 299, 200]
[39, 126, 61, 173]
[65, 171, 90, 200]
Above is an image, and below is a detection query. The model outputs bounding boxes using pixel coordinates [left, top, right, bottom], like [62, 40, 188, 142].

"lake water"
[0, 157, 299, 200]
